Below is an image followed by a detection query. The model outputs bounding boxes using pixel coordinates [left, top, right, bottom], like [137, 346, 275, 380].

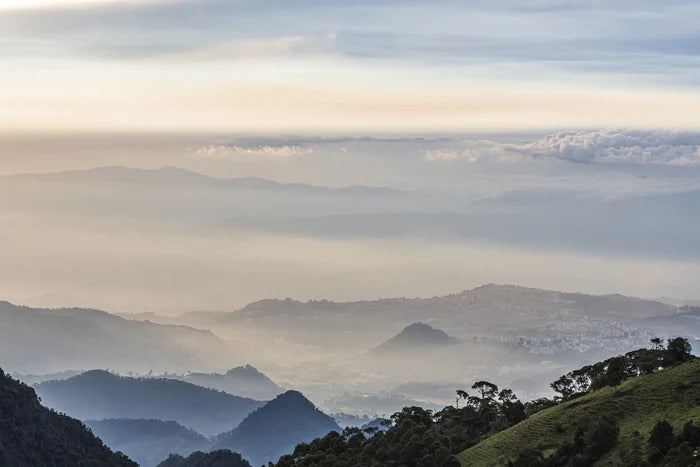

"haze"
[1, 4, 700, 465]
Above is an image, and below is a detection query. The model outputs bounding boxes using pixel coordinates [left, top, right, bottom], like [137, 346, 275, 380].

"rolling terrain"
[0, 300, 243, 374]
[457, 359, 700, 466]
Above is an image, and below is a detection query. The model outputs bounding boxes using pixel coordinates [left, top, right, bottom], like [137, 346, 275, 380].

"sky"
[1, 1, 700, 311]
[2, 0, 700, 133]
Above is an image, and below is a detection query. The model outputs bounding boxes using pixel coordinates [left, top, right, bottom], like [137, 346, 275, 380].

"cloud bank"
[505, 129, 700, 166]
[424, 148, 478, 162]
[192, 144, 313, 160]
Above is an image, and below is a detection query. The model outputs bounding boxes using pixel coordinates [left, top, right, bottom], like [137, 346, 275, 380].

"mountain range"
[0, 300, 241, 374]
[114, 284, 700, 408]
[35, 370, 264, 436]
[171, 284, 691, 355]
[4, 165, 698, 262]
[33, 370, 341, 467]
[0, 166, 408, 225]
[2, 283, 698, 417]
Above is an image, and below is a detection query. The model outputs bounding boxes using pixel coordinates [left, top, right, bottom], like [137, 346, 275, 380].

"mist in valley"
[1, 134, 699, 425]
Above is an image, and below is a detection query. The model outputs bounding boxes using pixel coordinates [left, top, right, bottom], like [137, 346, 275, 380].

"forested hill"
[457, 358, 700, 466]
[0, 368, 136, 467]
[215, 390, 340, 466]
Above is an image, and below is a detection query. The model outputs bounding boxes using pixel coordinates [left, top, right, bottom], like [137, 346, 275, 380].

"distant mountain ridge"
[35, 370, 264, 436]
[1, 165, 402, 195]
[0, 300, 240, 374]
[215, 284, 678, 323]
[85, 419, 208, 467]
[215, 390, 340, 466]
[175, 284, 683, 355]
[173, 364, 283, 400]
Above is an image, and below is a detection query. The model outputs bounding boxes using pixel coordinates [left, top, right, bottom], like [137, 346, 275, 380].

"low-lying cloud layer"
[192, 144, 313, 160]
[506, 129, 700, 166]
[424, 148, 478, 162]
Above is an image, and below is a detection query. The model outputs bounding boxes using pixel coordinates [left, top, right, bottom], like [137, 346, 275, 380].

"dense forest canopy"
[0, 368, 137, 467]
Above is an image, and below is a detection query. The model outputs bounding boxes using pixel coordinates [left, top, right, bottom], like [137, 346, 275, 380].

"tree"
[471, 381, 498, 405]
[543, 418, 619, 466]
[551, 367, 592, 400]
[551, 374, 576, 400]
[666, 338, 692, 364]
[456, 390, 469, 409]
[631, 349, 666, 375]
[523, 398, 557, 417]
[650, 337, 664, 350]
[648, 420, 674, 462]
[601, 356, 626, 387]
[498, 390, 526, 426]
[581, 418, 619, 461]
[498, 389, 517, 404]
[679, 420, 700, 447]
[466, 396, 483, 408]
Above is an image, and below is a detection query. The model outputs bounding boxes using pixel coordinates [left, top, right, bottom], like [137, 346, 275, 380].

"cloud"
[191, 144, 313, 160]
[502, 129, 700, 166]
[424, 148, 478, 162]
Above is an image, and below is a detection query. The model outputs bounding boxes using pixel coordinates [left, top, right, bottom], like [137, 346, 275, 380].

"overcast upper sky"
[2, 0, 700, 132]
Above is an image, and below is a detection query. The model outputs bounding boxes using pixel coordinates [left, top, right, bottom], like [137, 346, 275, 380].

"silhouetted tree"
[648, 420, 674, 462]
[680, 420, 700, 447]
[471, 381, 498, 405]
[498, 389, 526, 426]
[593, 356, 626, 388]
[666, 337, 692, 364]
[544, 418, 619, 466]
[497, 389, 517, 404]
[552, 337, 694, 399]
[456, 390, 469, 409]
[523, 398, 557, 417]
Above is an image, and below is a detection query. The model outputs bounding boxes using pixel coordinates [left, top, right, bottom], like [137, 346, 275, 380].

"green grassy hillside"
[457, 359, 700, 466]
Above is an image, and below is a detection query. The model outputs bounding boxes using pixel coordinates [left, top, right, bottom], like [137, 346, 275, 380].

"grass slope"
[457, 359, 700, 466]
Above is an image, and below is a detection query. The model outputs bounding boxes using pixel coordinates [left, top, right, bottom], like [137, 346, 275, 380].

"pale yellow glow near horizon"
[3, 81, 700, 133]
[3, 54, 700, 133]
